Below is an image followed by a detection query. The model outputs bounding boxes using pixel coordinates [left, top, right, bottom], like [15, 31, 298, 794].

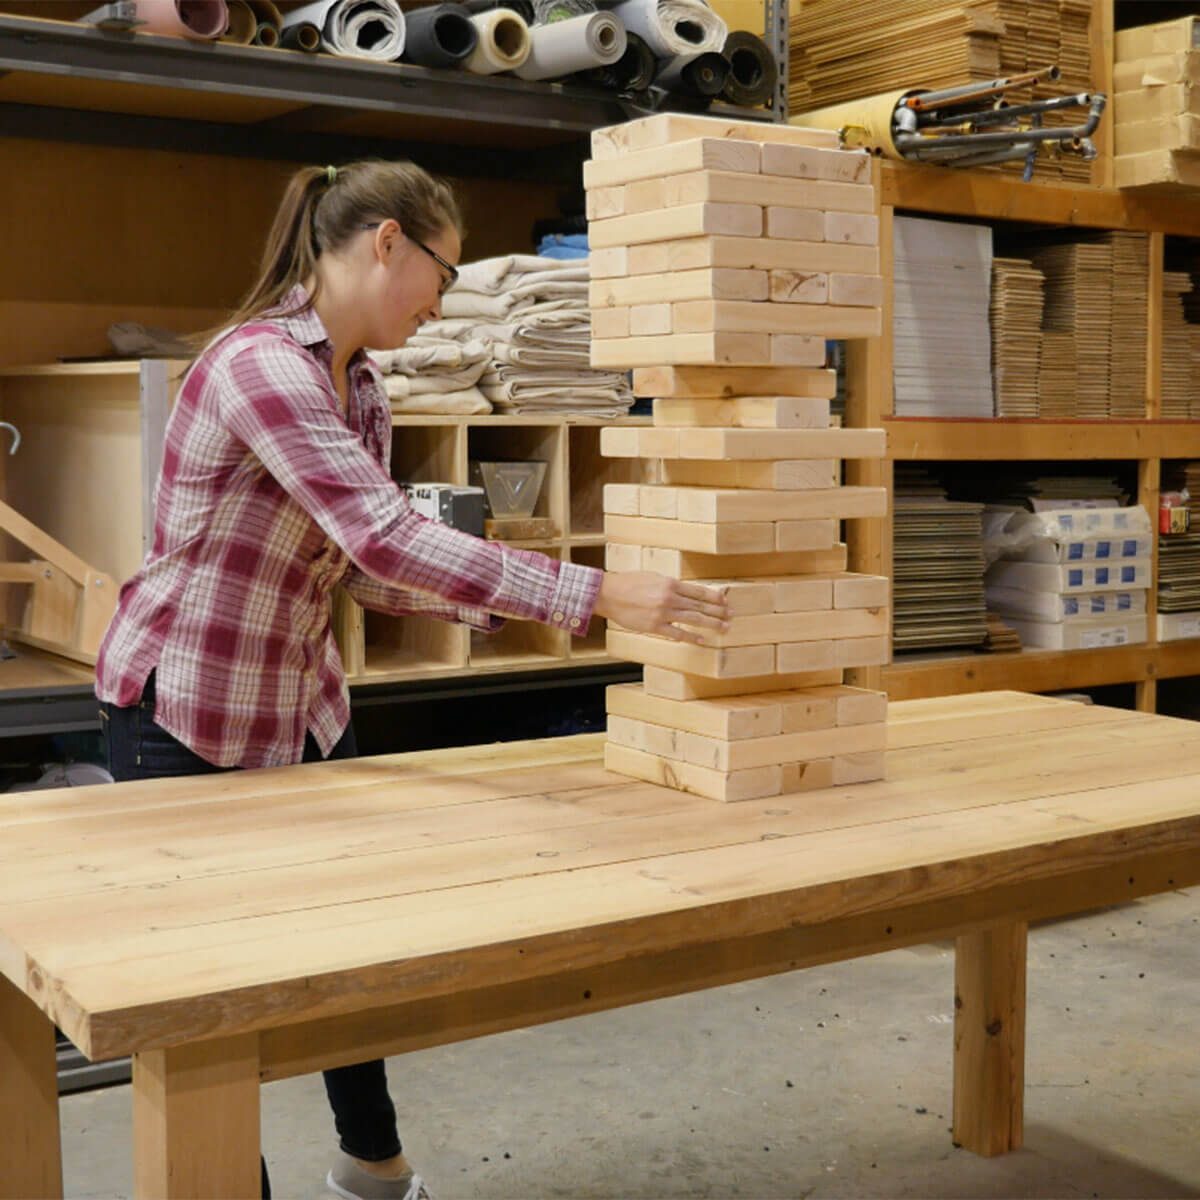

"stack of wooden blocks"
[585, 112, 889, 804]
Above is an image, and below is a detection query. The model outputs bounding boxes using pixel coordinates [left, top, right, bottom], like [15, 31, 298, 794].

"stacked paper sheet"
[990, 256, 1044, 417]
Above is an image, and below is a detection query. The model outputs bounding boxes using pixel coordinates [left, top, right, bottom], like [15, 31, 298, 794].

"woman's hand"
[592, 571, 732, 645]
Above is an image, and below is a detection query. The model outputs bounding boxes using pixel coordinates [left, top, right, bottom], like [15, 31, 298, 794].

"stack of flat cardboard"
[990, 256, 1044, 417]
[1162, 270, 1193, 418]
[1114, 16, 1200, 192]
[1107, 232, 1150, 418]
[1157, 462, 1200, 638]
[587, 112, 890, 802]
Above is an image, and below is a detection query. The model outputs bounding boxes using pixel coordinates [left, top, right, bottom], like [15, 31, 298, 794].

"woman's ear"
[374, 218, 404, 263]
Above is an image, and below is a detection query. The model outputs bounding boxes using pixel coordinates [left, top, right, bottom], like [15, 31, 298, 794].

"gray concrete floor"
[61, 888, 1199, 1200]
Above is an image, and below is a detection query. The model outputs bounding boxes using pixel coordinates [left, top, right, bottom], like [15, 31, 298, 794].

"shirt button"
[552, 611, 565, 623]
[569, 616, 581, 628]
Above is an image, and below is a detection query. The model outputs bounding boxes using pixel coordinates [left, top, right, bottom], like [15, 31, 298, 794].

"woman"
[95, 159, 730, 1200]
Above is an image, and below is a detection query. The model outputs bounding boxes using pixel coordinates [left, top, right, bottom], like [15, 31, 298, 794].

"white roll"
[610, 0, 724, 59]
[513, 11, 625, 80]
[464, 8, 531, 73]
[282, 0, 406, 60]
[133, 0, 229, 40]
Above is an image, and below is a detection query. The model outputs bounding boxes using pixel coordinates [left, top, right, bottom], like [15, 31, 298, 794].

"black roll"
[672, 51, 729, 97]
[281, 20, 321, 51]
[402, 4, 479, 67]
[576, 30, 654, 91]
[720, 29, 777, 107]
[462, 0, 536, 31]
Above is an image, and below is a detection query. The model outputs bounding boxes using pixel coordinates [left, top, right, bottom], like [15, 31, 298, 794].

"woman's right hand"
[592, 571, 732, 645]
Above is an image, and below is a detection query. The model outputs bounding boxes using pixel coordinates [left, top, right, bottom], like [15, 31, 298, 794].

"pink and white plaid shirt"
[95, 287, 602, 769]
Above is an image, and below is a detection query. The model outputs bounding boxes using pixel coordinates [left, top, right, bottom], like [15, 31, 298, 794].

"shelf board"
[568, 532, 607, 547]
[392, 414, 652, 427]
[881, 160, 1200, 237]
[883, 417, 1200, 461]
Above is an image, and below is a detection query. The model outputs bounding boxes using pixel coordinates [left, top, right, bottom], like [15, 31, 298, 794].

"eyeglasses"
[359, 223, 459, 296]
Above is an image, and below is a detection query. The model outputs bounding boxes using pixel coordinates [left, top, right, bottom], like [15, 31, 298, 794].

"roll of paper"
[245, 0, 281, 35]
[219, 0, 256, 42]
[464, 8, 531, 74]
[282, 0, 406, 60]
[532, 0, 595, 21]
[791, 89, 913, 159]
[402, 3, 478, 67]
[719, 29, 777, 107]
[253, 20, 279, 44]
[655, 48, 727, 96]
[514, 11, 625, 81]
[464, 0, 534, 26]
[280, 19, 321, 50]
[133, 0, 228, 40]
[610, 0, 725, 59]
[577, 28, 653, 90]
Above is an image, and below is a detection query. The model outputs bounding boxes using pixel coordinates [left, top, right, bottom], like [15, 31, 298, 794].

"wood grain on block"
[833, 573, 889, 609]
[583, 138, 761, 189]
[653, 395, 830, 428]
[600, 426, 680, 458]
[635, 237, 881, 277]
[669, 426, 885, 461]
[588, 246, 628, 279]
[637, 485, 678, 519]
[832, 635, 889, 669]
[826, 212, 880, 245]
[662, 459, 840, 489]
[702, 605, 888, 647]
[603, 741, 783, 803]
[585, 185, 625, 220]
[697, 578, 778, 616]
[775, 519, 839, 551]
[768, 269, 829, 304]
[767, 575, 834, 611]
[604, 513, 775, 555]
[602, 482, 641, 516]
[589, 113, 839, 161]
[607, 713, 684, 761]
[606, 681, 786, 740]
[590, 269, 769, 308]
[590, 306, 631, 339]
[683, 719, 887, 772]
[631, 303, 672, 336]
[832, 751, 886, 785]
[781, 758, 836, 792]
[772, 335, 831, 365]
[604, 542, 643, 572]
[606, 628, 774, 678]
[641, 543, 847, 579]
[767, 639, 834, 671]
[786, 684, 887, 729]
[634, 365, 836, 399]
[673, 485, 883, 522]
[641, 664, 842, 699]
[829, 274, 884, 307]
[759, 142, 873, 184]
[590, 332, 770, 369]
[589, 203, 763, 249]
[765, 207, 827, 241]
[672, 299, 881, 339]
[629, 170, 874, 214]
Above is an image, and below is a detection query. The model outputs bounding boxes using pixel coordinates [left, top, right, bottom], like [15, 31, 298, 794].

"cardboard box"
[986, 559, 1152, 593]
[1157, 611, 1200, 641]
[1114, 147, 1200, 189]
[1116, 16, 1200, 61]
[1114, 50, 1200, 91]
[1115, 83, 1200, 124]
[1004, 615, 1149, 650]
[1114, 113, 1200, 154]
[987, 586, 1147, 622]
[402, 482, 485, 536]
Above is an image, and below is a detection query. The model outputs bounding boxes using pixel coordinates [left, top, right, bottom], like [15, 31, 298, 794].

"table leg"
[0, 974, 62, 1199]
[953, 921, 1027, 1156]
[133, 1032, 260, 1199]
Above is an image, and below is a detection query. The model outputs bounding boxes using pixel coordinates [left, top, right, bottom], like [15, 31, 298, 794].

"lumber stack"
[586, 112, 889, 803]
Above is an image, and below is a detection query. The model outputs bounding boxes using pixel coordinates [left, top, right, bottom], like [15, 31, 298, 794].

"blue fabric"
[537, 233, 589, 258]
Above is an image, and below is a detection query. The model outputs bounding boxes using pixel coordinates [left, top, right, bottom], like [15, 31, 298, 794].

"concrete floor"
[61, 888, 1199, 1200]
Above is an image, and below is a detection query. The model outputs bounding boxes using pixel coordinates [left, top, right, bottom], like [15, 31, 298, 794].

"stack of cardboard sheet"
[1157, 461, 1200, 639]
[892, 215, 994, 417]
[1037, 330, 1079, 416]
[990, 256, 1043, 417]
[1113, 16, 1200, 192]
[983, 611, 1023, 651]
[892, 465, 987, 653]
[1106, 232, 1150, 418]
[1162, 270, 1194, 418]
[587, 111, 891, 801]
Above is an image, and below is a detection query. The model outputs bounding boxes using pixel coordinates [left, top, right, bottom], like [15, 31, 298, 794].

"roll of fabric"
[513, 11, 624, 81]
[577, 28, 653, 90]
[463, 0, 534, 26]
[280, 20, 321, 50]
[531, 0, 595, 22]
[402, 3, 478, 67]
[219, 0, 256, 42]
[282, 0, 406, 60]
[133, 0, 228, 39]
[610, 0, 725, 59]
[464, 8, 531, 74]
[246, 0, 281, 43]
[720, 28, 776, 107]
[655, 48, 727, 96]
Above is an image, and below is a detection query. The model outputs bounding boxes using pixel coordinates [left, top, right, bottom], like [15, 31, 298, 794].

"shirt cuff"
[544, 561, 604, 636]
[458, 606, 505, 633]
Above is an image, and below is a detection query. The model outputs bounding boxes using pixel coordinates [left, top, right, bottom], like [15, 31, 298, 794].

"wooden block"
[588, 246, 629, 279]
[634, 365, 836, 399]
[662, 460, 840, 490]
[833, 573, 888, 609]
[781, 758, 836, 792]
[803, 685, 887, 727]
[702, 578, 778, 616]
[683, 719, 886, 772]
[673, 484, 881, 523]
[604, 741, 783, 803]
[631, 303, 672, 336]
[832, 635, 889, 669]
[768, 269, 829, 304]
[772, 335, 830, 364]
[673, 299, 881, 339]
[832, 751, 886, 785]
[590, 269, 769, 308]
[590, 113, 840, 160]
[704, 605, 888, 648]
[641, 543, 848, 579]
[653, 395, 830, 429]
[607, 712, 685, 760]
[776, 520, 839, 551]
[638, 484, 678, 519]
[775, 690, 839, 732]
[607, 628, 774, 678]
[606, 681, 785, 740]
[767, 575, 834, 611]
[600, 426, 681, 458]
[605, 514, 775, 555]
[660, 427, 885, 461]
[589, 202, 763, 249]
[826, 212, 880, 245]
[630, 169, 874, 214]
[766, 639, 834, 672]
[591, 332, 770, 369]
[602, 482, 641, 516]
[642, 665, 843, 699]
[628, 236, 881, 276]
[765, 207, 828, 241]
[583, 137, 761, 188]
[585, 185, 626, 220]
[829, 274, 884, 307]
[760, 142, 873, 184]
[605, 542, 643, 572]
[590, 306, 631, 339]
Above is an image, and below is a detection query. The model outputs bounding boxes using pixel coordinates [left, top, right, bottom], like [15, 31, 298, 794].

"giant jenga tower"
[585, 112, 889, 803]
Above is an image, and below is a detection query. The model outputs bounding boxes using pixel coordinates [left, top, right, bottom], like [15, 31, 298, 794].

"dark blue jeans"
[100, 675, 402, 1196]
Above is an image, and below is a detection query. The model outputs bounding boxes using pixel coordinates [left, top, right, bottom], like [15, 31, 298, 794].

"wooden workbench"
[2, 691, 1198, 1199]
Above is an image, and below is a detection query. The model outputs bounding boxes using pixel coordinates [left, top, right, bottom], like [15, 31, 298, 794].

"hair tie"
[325, 164, 338, 185]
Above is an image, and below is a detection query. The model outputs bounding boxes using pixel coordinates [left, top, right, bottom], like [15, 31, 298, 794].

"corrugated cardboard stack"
[990, 256, 1044, 417]
[586, 112, 889, 802]
[1113, 15, 1200, 191]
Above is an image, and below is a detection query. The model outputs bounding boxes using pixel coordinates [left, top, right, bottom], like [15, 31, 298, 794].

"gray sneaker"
[326, 1152, 430, 1200]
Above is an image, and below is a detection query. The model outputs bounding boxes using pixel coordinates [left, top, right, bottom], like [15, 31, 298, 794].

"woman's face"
[366, 220, 462, 349]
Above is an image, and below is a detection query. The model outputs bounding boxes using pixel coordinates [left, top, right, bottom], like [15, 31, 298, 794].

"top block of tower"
[590, 113, 843, 160]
